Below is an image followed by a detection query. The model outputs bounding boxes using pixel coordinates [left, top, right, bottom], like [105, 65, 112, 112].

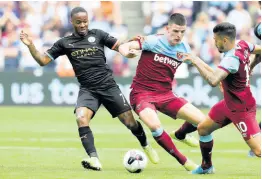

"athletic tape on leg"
[199, 134, 213, 142]
[152, 128, 164, 137]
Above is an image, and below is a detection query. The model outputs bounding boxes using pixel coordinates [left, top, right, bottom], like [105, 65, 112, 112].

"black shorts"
[75, 85, 131, 118]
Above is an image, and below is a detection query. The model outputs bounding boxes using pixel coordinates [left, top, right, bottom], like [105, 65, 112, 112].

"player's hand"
[20, 30, 33, 46]
[126, 49, 139, 58]
[182, 53, 198, 64]
[128, 35, 145, 42]
[219, 82, 224, 93]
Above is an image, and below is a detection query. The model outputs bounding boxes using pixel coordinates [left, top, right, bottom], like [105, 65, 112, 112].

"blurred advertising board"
[0, 72, 260, 108]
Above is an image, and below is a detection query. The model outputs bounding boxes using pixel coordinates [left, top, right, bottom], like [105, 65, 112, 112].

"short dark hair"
[213, 22, 236, 40]
[71, 7, 87, 18]
[168, 13, 187, 26]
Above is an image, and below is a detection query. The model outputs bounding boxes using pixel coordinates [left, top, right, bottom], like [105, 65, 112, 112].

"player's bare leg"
[118, 110, 159, 164]
[139, 107, 197, 171]
[76, 107, 102, 171]
[170, 103, 207, 147]
[246, 134, 261, 157]
[248, 122, 261, 157]
[191, 116, 220, 174]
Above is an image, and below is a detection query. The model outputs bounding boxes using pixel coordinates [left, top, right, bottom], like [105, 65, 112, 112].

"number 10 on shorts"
[236, 122, 247, 137]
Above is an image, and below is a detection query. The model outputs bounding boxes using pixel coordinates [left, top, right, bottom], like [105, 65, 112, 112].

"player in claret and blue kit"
[119, 13, 212, 171]
[183, 22, 261, 174]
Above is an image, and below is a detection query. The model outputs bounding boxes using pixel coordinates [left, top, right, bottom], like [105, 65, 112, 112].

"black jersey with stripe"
[46, 29, 118, 89]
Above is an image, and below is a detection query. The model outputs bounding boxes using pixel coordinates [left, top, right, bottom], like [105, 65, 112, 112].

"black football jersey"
[46, 29, 119, 89]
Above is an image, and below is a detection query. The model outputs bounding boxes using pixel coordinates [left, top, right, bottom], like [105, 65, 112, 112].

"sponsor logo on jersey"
[154, 54, 180, 68]
[71, 47, 98, 58]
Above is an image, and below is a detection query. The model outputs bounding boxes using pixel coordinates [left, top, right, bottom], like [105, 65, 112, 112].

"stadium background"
[0, 1, 261, 179]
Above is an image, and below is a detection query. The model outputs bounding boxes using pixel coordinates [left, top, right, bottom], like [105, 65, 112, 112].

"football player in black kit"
[20, 7, 160, 171]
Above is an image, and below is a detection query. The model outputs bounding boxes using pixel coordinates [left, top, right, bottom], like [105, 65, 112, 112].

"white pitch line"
[0, 146, 249, 153]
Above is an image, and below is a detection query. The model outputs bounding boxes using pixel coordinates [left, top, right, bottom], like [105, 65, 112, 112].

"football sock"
[199, 135, 213, 169]
[131, 121, 148, 147]
[78, 126, 98, 158]
[175, 121, 197, 140]
[153, 128, 187, 165]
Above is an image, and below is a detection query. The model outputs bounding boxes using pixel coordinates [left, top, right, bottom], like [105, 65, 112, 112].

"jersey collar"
[73, 31, 89, 38]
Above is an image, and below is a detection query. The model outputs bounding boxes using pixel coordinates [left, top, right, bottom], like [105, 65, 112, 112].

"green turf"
[0, 107, 260, 179]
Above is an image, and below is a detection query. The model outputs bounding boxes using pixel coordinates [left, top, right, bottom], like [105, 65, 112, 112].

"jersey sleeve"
[182, 41, 192, 64]
[218, 56, 240, 74]
[45, 39, 65, 60]
[141, 35, 158, 51]
[98, 29, 118, 50]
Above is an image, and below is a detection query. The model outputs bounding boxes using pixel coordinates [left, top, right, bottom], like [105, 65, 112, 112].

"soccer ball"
[123, 149, 148, 173]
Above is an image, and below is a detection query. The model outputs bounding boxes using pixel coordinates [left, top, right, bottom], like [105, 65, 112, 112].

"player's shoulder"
[236, 39, 244, 44]
[140, 34, 162, 47]
[51, 35, 69, 47]
[236, 39, 254, 52]
[179, 40, 191, 52]
[61, 33, 74, 39]
[57, 33, 74, 44]
[89, 29, 107, 37]
[145, 34, 163, 41]
[236, 39, 249, 47]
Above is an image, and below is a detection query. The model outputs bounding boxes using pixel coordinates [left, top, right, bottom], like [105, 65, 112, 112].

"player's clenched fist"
[20, 30, 32, 46]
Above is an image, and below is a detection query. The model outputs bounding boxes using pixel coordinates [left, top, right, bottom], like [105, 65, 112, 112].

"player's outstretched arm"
[250, 56, 261, 72]
[183, 54, 228, 87]
[119, 39, 141, 58]
[20, 30, 51, 66]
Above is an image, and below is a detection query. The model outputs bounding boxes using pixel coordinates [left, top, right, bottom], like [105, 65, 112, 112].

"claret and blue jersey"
[131, 34, 191, 92]
[218, 40, 256, 111]
[141, 34, 191, 60]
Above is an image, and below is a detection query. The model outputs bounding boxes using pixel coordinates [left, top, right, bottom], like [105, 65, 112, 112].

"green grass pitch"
[0, 107, 260, 179]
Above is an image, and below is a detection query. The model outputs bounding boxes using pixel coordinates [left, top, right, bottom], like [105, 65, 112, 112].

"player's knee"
[125, 121, 137, 130]
[76, 110, 89, 126]
[118, 111, 137, 130]
[197, 124, 210, 136]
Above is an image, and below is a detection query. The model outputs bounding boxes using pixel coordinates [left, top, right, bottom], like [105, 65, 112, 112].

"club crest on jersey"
[88, 36, 96, 43]
[177, 52, 183, 60]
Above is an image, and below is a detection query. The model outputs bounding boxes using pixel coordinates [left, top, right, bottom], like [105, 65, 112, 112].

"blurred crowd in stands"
[0, 1, 261, 77]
